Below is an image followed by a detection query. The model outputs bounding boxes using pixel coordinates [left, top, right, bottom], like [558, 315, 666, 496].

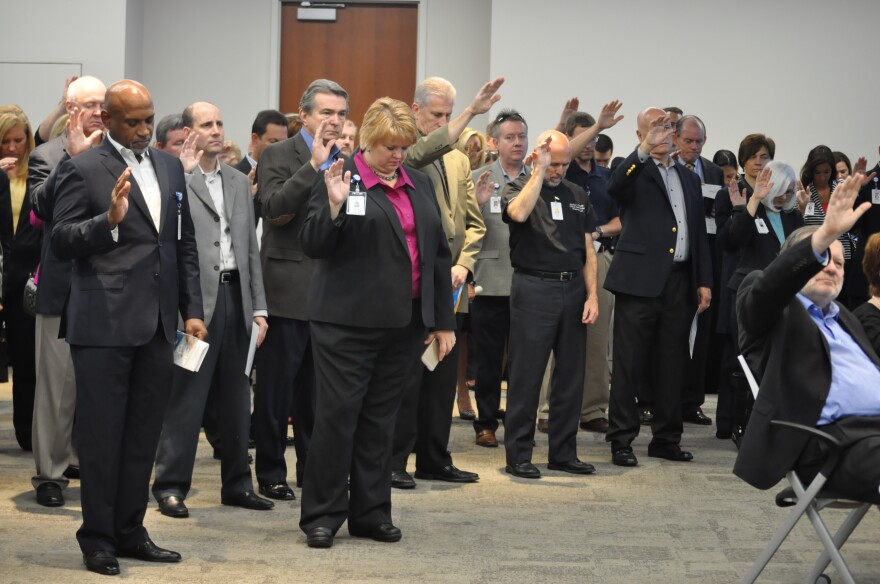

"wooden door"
[279, 3, 419, 126]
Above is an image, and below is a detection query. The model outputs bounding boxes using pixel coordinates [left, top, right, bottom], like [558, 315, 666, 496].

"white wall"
[489, 0, 880, 167]
[0, 0, 128, 129]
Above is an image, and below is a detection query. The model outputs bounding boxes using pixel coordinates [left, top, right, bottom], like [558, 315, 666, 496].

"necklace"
[368, 164, 398, 182]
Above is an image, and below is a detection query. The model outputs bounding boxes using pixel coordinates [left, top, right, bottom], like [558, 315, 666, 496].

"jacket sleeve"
[406, 126, 453, 169]
[50, 159, 117, 261]
[300, 169, 343, 259]
[256, 141, 319, 221]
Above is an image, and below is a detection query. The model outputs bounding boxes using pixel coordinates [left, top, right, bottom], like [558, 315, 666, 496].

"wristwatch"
[595, 226, 604, 237]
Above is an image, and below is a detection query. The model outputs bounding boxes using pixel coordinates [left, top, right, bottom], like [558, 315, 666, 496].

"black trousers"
[797, 415, 880, 504]
[470, 295, 509, 433]
[504, 273, 586, 465]
[607, 265, 693, 451]
[71, 325, 173, 554]
[153, 280, 253, 501]
[253, 316, 314, 487]
[4, 281, 37, 450]
[391, 313, 461, 473]
[300, 308, 425, 533]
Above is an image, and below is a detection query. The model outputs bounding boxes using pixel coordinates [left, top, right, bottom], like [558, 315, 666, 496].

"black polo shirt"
[502, 176, 596, 272]
[565, 159, 618, 226]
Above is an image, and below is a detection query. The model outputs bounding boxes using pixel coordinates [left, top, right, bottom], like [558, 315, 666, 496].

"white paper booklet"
[173, 331, 210, 372]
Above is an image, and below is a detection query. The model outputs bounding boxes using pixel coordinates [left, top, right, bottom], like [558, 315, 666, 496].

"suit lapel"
[98, 143, 156, 234]
[188, 171, 218, 217]
[151, 149, 170, 235]
[368, 184, 408, 250]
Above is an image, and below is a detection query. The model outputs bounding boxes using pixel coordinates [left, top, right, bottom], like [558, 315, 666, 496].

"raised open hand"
[310, 118, 336, 171]
[67, 107, 103, 156]
[727, 176, 747, 206]
[821, 173, 871, 238]
[107, 167, 132, 227]
[596, 100, 624, 130]
[324, 158, 351, 207]
[752, 167, 774, 202]
[643, 114, 673, 151]
[468, 77, 505, 116]
[558, 97, 579, 127]
[474, 171, 495, 206]
[180, 131, 203, 174]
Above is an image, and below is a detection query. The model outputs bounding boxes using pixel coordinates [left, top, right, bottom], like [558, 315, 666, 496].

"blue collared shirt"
[796, 292, 880, 424]
[299, 128, 340, 170]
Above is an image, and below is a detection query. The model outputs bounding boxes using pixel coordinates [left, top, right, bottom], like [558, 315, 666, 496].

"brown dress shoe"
[536, 419, 549, 433]
[475, 429, 498, 447]
[580, 418, 609, 433]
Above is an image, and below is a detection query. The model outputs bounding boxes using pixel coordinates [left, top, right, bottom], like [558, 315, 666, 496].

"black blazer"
[300, 158, 455, 331]
[255, 133, 317, 320]
[734, 238, 880, 489]
[28, 134, 73, 315]
[233, 156, 261, 225]
[726, 204, 803, 293]
[605, 148, 712, 299]
[713, 178, 754, 334]
[51, 139, 203, 346]
[1, 173, 41, 290]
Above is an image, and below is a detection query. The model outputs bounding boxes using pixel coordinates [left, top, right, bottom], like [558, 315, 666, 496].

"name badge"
[755, 217, 769, 234]
[490, 196, 502, 214]
[872, 189, 880, 205]
[804, 202, 815, 216]
[347, 193, 366, 216]
[551, 201, 564, 221]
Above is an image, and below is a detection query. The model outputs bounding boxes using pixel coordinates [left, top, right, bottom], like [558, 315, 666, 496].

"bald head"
[533, 130, 572, 187]
[102, 80, 155, 155]
[66, 76, 106, 135]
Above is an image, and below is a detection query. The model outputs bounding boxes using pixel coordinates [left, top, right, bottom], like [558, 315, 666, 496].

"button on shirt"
[797, 293, 880, 425]
[637, 150, 689, 261]
[107, 134, 163, 232]
[199, 162, 237, 271]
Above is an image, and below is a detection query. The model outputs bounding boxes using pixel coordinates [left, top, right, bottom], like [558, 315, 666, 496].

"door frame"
[268, 0, 428, 111]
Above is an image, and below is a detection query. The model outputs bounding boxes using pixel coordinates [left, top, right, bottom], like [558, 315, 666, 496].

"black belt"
[219, 270, 239, 284]
[670, 260, 691, 271]
[516, 268, 579, 281]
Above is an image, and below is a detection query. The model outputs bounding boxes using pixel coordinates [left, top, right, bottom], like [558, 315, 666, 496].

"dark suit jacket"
[604, 148, 712, 299]
[726, 204, 803, 293]
[255, 132, 320, 320]
[713, 178, 754, 334]
[233, 155, 261, 224]
[1, 173, 41, 290]
[698, 156, 724, 216]
[51, 139, 203, 346]
[734, 238, 880, 489]
[300, 158, 455, 331]
[28, 134, 73, 315]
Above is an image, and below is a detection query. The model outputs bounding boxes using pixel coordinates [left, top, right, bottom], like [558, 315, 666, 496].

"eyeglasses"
[493, 112, 525, 125]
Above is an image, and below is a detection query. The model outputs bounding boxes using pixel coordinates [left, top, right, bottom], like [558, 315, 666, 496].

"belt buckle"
[220, 272, 231, 284]
[560, 272, 570, 282]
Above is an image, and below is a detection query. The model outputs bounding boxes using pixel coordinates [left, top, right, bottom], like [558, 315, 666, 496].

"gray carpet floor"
[1, 379, 878, 583]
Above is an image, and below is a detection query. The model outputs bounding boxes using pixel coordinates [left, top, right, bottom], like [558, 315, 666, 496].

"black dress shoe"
[117, 540, 181, 563]
[349, 522, 402, 542]
[158, 495, 189, 518]
[547, 459, 596, 475]
[306, 527, 334, 548]
[36, 482, 64, 507]
[683, 407, 713, 426]
[259, 482, 296, 500]
[222, 491, 274, 510]
[63, 465, 80, 480]
[639, 407, 653, 425]
[647, 443, 693, 462]
[83, 551, 120, 576]
[612, 447, 638, 467]
[579, 418, 609, 433]
[391, 470, 416, 489]
[414, 465, 479, 483]
[505, 462, 541, 479]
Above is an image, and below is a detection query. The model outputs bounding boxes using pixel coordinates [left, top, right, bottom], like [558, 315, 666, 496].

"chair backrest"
[737, 354, 760, 399]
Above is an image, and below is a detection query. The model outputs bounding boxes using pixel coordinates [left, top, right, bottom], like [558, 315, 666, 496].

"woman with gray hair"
[725, 161, 806, 444]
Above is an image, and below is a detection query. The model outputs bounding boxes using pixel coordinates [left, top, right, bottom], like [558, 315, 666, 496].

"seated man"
[735, 172, 880, 503]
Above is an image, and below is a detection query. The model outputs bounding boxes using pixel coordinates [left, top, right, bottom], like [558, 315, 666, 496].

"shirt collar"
[197, 158, 222, 179]
[797, 292, 840, 321]
[245, 153, 257, 169]
[106, 133, 151, 162]
[354, 151, 414, 190]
